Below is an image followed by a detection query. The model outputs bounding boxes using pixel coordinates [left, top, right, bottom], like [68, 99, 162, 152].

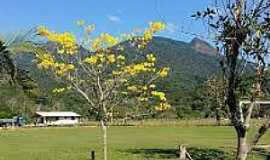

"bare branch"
[72, 82, 95, 108]
[251, 119, 270, 148]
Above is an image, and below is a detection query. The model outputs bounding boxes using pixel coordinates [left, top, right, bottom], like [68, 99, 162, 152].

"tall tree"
[35, 21, 170, 160]
[0, 36, 46, 114]
[194, 0, 270, 159]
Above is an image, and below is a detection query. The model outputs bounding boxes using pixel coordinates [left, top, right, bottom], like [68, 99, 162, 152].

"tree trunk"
[100, 120, 108, 160]
[215, 109, 221, 126]
[236, 131, 249, 160]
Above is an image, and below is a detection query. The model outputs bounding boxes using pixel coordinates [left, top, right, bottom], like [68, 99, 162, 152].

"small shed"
[35, 112, 81, 126]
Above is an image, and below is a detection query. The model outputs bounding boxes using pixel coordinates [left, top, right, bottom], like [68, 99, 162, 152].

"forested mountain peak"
[190, 37, 217, 56]
[0, 36, 220, 118]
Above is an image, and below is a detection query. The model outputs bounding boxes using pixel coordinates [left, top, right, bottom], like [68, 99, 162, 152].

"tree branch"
[72, 82, 95, 108]
[251, 119, 270, 148]
[244, 101, 255, 128]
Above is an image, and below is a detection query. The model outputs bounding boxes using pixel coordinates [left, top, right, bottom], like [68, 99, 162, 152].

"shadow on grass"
[253, 147, 270, 159]
[124, 147, 232, 160]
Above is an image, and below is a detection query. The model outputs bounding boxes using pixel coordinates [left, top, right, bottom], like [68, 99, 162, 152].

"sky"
[0, 0, 214, 42]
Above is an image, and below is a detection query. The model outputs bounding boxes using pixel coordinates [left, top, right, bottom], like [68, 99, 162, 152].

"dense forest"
[0, 36, 227, 120]
[1, 35, 268, 121]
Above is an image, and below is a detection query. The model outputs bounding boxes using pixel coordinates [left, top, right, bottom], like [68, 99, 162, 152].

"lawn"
[0, 126, 269, 160]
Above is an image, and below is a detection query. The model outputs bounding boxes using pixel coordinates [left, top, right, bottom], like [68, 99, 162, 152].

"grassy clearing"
[0, 125, 269, 160]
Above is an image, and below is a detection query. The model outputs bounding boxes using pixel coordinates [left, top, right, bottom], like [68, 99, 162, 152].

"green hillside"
[0, 37, 220, 118]
[147, 37, 219, 89]
[125, 37, 220, 118]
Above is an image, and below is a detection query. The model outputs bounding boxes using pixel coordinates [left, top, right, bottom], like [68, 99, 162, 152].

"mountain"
[0, 36, 221, 118]
[21, 36, 221, 101]
[190, 38, 218, 56]
[23, 36, 220, 93]
[120, 36, 220, 105]
[121, 36, 219, 89]
[149, 37, 219, 83]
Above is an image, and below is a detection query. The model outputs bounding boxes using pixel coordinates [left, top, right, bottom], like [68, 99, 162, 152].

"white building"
[35, 112, 81, 126]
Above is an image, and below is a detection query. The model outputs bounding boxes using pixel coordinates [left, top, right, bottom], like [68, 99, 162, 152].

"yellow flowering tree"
[35, 21, 169, 160]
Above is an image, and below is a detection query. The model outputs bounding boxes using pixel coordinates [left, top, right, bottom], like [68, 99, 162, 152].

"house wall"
[37, 116, 80, 125]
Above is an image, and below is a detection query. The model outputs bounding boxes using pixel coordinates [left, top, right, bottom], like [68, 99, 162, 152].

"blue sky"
[0, 0, 213, 42]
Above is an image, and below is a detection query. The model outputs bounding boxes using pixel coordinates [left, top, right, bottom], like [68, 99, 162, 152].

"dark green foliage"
[0, 40, 16, 84]
[0, 105, 15, 118]
[120, 37, 220, 118]
[0, 40, 46, 118]
[0, 86, 36, 119]
[51, 91, 90, 117]
[0, 37, 221, 119]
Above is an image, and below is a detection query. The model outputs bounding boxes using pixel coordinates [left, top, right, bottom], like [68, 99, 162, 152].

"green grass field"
[0, 126, 269, 160]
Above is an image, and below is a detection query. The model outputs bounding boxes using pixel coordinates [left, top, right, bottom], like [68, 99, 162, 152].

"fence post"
[179, 145, 193, 160]
[179, 145, 186, 160]
[91, 150, 95, 160]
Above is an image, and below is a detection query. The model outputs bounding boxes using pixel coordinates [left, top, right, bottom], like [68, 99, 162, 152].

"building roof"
[36, 112, 81, 117]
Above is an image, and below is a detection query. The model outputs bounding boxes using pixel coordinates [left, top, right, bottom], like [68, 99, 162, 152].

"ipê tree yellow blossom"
[37, 26, 77, 55]
[159, 67, 170, 77]
[91, 33, 119, 51]
[35, 21, 169, 160]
